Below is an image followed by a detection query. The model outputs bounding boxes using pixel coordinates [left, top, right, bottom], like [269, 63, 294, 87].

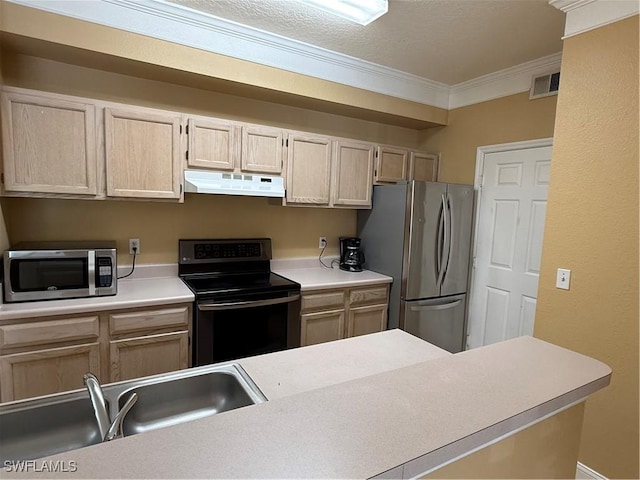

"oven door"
[194, 290, 301, 366]
[4, 250, 95, 303]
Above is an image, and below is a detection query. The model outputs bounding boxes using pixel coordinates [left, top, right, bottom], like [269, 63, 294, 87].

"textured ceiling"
[167, 0, 565, 85]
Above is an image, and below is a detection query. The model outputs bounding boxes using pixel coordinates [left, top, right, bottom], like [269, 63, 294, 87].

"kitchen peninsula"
[1, 330, 611, 479]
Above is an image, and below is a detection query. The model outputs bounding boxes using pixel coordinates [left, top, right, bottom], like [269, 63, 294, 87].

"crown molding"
[550, 0, 639, 38]
[6, 0, 567, 112]
[6, 0, 451, 108]
[448, 52, 562, 109]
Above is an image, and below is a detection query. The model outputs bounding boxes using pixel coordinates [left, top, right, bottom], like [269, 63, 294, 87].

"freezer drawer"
[402, 294, 466, 353]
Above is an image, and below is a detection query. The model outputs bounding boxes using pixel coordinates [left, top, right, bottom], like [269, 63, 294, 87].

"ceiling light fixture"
[297, 0, 388, 26]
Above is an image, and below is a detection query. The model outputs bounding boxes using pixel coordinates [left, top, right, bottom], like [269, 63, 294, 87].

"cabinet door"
[1, 91, 98, 196]
[346, 304, 387, 338]
[109, 331, 189, 382]
[333, 140, 374, 208]
[187, 117, 237, 171]
[241, 125, 283, 174]
[409, 151, 439, 182]
[0, 343, 100, 402]
[300, 310, 345, 346]
[286, 133, 332, 205]
[375, 146, 408, 183]
[105, 107, 182, 199]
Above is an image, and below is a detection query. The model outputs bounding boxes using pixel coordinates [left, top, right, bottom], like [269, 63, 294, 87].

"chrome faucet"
[83, 373, 138, 441]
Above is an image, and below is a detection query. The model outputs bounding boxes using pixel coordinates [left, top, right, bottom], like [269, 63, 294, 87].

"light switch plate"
[556, 268, 571, 290]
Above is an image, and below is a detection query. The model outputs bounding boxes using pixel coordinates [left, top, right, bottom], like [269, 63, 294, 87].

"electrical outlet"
[129, 238, 141, 255]
[319, 236, 327, 249]
[556, 268, 571, 290]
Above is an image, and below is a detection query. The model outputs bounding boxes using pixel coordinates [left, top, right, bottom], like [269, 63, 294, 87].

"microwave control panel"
[97, 257, 113, 287]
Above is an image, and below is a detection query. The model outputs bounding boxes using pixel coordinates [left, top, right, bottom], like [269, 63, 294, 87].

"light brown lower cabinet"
[0, 303, 192, 402]
[347, 304, 388, 337]
[109, 330, 189, 383]
[0, 343, 101, 403]
[300, 283, 389, 347]
[301, 310, 345, 346]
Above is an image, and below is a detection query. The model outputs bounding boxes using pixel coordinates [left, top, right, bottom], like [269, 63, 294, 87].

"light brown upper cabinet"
[409, 151, 439, 182]
[105, 106, 182, 200]
[374, 146, 409, 183]
[332, 140, 375, 208]
[285, 132, 332, 206]
[241, 125, 283, 174]
[187, 117, 238, 171]
[0, 91, 98, 197]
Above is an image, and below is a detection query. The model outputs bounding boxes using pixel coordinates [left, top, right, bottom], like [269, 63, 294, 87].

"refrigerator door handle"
[436, 195, 445, 281]
[441, 193, 453, 284]
[437, 193, 450, 288]
[410, 300, 462, 311]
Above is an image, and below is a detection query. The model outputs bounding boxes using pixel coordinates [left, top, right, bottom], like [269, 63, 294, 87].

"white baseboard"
[576, 462, 608, 480]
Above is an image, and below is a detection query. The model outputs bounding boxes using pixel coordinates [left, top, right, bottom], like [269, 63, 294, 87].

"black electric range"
[179, 238, 301, 366]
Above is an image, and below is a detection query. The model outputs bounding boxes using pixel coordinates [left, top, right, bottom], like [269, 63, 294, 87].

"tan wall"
[424, 403, 585, 479]
[1, 195, 355, 264]
[421, 92, 558, 184]
[535, 17, 639, 480]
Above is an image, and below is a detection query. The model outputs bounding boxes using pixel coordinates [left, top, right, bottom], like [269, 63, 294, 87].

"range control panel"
[179, 239, 273, 264]
[194, 242, 262, 260]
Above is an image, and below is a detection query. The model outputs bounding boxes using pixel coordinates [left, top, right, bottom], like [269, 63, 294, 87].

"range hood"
[184, 170, 285, 198]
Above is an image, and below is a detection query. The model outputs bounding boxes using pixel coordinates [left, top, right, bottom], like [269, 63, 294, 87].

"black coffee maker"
[339, 237, 365, 272]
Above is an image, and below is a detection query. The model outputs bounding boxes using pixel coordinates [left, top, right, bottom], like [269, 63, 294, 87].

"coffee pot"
[339, 237, 365, 272]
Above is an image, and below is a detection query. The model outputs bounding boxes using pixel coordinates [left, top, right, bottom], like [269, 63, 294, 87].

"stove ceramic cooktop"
[181, 272, 299, 298]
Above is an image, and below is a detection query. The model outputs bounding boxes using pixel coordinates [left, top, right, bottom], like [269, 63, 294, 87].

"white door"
[467, 140, 552, 349]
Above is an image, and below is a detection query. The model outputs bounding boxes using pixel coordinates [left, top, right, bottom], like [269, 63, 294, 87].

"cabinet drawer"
[349, 285, 389, 307]
[0, 316, 99, 350]
[109, 306, 189, 336]
[301, 290, 345, 313]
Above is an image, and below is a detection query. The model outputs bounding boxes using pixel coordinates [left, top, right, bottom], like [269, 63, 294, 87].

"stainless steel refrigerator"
[357, 181, 474, 353]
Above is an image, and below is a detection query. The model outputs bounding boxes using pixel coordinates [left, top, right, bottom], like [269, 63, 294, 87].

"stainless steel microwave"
[3, 241, 117, 303]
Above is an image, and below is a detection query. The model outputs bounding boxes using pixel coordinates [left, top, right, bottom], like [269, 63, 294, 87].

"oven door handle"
[197, 294, 301, 311]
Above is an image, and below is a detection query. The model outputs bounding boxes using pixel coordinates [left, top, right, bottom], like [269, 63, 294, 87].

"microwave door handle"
[198, 294, 300, 311]
[88, 250, 96, 296]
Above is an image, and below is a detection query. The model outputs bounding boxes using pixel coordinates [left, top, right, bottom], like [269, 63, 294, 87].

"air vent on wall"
[530, 71, 560, 99]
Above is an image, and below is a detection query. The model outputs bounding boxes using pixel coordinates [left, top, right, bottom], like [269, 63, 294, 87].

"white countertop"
[273, 266, 392, 291]
[0, 277, 194, 321]
[0, 259, 391, 320]
[2, 332, 611, 479]
[240, 329, 450, 400]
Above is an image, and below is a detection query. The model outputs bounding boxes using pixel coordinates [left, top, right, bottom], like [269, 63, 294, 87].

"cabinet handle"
[198, 295, 300, 311]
